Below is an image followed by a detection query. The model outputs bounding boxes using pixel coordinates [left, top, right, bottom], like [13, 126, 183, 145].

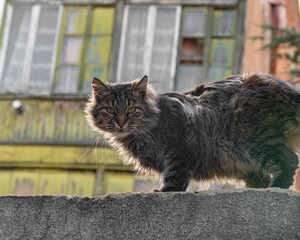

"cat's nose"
[117, 121, 126, 128]
[116, 116, 127, 128]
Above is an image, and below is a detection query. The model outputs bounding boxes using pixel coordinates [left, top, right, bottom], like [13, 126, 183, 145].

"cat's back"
[186, 73, 300, 107]
[156, 72, 300, 120]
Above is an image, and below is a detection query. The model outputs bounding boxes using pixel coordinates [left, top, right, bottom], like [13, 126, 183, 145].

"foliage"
[253, 25, 300, 78]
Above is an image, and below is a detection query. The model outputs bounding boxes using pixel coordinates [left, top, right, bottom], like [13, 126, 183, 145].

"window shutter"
[81, 7, 115, 94]
[208, 9, 237, 81]
[54, 7, 88, 94]
[118, 6, 148, 83]
[118, 6, 180, 92]
[149, 7, 178, 92]
[1, 6, 31, 93]
[28, 6, 60, 94]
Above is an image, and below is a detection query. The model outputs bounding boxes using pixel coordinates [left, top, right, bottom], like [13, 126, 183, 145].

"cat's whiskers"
[94, 135, 101, 167]
[75, 135, 99, 161]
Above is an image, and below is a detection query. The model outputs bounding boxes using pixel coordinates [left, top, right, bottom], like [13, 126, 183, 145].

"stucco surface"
[0, 189, 299, 239]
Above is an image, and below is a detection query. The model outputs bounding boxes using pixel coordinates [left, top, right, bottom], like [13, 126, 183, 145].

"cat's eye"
[106, 107, 115, 114]
[127, 107, 136, 114]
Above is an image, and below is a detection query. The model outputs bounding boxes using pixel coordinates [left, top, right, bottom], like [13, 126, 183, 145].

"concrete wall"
[0, 189, 299, 239]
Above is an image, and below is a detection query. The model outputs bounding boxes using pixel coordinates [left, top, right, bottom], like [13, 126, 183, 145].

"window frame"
[0, 2, 63, 97]
[118, 0, 245, 92]
[53, 5, 116, 96]
[116, 4, 181, 92]
[0, 0, 118, 99]
[0, 0, 245, 97]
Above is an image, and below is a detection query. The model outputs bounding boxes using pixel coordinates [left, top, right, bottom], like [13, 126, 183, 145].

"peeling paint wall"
[0, 99, 96, 144]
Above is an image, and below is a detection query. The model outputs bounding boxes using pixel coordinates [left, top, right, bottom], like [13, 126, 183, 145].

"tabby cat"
[85, 73, 300, 191]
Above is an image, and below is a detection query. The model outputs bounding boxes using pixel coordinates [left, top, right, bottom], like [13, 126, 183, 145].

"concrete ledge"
[0, 189, 299, 239]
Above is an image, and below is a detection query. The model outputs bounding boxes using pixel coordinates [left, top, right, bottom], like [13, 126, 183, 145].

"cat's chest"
[127, 137, 159, 157]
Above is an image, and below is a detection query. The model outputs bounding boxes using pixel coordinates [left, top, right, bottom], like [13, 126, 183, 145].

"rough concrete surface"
[0, 188, 299, 240]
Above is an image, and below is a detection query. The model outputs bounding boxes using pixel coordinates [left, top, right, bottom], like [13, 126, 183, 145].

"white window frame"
[0, 0, 6, 32]
[0, 3, 62, 95]
[116, 5, 181, 91]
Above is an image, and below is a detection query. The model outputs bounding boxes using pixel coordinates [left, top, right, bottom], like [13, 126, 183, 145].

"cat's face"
[86, 76, 159, 138]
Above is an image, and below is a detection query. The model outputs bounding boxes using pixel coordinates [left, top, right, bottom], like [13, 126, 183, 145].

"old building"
[0, 0, 299, 195]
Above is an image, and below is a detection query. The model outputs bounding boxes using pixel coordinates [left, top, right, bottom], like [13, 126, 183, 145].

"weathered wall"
[0, 189, 299, 239]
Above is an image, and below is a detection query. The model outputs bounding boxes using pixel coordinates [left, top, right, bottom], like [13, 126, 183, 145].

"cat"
[85, 73, 300, 192]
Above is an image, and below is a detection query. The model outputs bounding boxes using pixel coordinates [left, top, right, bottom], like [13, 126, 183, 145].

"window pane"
[209, 39, 235, 67]
[213, 10, 237, 36]
[176, 65, 202, 92]
[91, 8, 115, 34]
[64, 7, 88, 34]
[118, 6, 148, 81]
[207, 67, 232, 82]
[60, 36, 83, 64]
[181, 38, 203, 59]
[29, 7, 59, 94]
[149, 7, 177, 92]
[182, 8, 207, 37]
[54, 66, 79, 93]
[86, 36, 111, 64]
[2, 6, 31, 92]
[82, 66, 107, 93]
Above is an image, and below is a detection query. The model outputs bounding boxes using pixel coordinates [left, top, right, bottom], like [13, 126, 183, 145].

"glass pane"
[119, 6, 148, 81]
[87, 36, 111, 64]
[29, 7, 59, 94]
[181, 38, 203, 59]
[64, 7, 88, 34]
[207, 67, 233, 82]
[82, 66, 108, 93]
[60, 36, 83, 64]
[54, 66, 79, 93]
[182, 8, 207, 37]
[149, 7, 177, 92]
[213, 10, 237, 36]
[2, 6, 31, 92]
[210, 39, 235, 67]
[177, 65, 202, 92]
[92, 8, 115, 34]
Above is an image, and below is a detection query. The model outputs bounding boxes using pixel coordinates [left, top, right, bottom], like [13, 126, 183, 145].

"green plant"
[253, 25, 300, 79]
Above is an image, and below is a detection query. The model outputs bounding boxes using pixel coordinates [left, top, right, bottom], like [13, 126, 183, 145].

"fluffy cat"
[85, 73, 300, 192]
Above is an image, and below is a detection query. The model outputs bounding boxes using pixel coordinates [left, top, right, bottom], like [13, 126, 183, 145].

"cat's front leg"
[158, 157, 192, 192]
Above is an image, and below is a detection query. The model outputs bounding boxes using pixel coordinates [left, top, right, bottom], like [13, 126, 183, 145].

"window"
[118, 0, 243, 92]
[0, 4, 60, 95]
[117, 5, 181, 92]
[0, 0, 243, 95]
[177, 7, 238, 91]
[0, 2, 115, 96]
[54, 6, 115, 94]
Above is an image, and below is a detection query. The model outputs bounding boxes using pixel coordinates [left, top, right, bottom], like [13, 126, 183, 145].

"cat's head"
[85, 75, 159, 138]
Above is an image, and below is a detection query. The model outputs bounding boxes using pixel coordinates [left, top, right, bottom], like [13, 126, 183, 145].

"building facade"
[0, 0, 299, 196]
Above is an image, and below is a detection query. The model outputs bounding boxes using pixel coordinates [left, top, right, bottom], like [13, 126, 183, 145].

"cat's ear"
[92, 77, 110, 98]
[132, 75, 148, 98]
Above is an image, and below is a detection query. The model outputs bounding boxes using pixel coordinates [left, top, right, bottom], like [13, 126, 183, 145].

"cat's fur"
[85, 73, 300, 191]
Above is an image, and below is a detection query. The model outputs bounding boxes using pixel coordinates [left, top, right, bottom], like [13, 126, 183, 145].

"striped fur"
[85, 73, 300, 191]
